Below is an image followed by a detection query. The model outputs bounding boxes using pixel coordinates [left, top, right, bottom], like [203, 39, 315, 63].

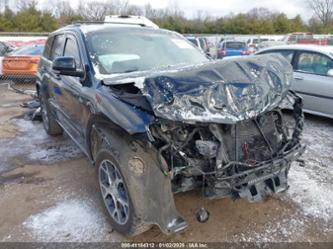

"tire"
[39, 92, 63, 136]
[95, 134, 151, 236]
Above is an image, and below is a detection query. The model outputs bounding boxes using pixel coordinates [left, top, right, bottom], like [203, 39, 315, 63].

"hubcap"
[99, 159, 130, 225]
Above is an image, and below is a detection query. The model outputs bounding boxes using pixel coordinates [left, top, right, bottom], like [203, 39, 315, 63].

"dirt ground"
[0, 83, 332, 243]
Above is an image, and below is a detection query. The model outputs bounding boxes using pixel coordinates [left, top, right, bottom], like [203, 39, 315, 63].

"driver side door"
[55, 34, 90, 147]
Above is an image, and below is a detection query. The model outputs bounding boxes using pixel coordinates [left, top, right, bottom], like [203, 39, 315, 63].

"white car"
[257, 45, 333, 119]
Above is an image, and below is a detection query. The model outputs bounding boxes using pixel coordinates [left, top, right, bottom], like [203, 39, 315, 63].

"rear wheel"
[39, 92, 63, 135]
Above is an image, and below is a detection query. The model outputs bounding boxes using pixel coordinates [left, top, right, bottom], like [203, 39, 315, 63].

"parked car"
[246, 37, 270, 50]
[185, 36, 210, 55]
[0, 41, 15, 56]
[257, 45, 333, 119]
[217, 40, 250, 58]
[2, 44, 44, 82]
[37, 20, 305, 236]
[0, 41, 16, 75]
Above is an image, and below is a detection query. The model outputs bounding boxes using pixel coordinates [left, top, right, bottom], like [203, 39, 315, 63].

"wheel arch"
[86, 112, 148, 164]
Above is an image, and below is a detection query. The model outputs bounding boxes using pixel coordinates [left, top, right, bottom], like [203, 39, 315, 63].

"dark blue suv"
[37, 22, 305, 236]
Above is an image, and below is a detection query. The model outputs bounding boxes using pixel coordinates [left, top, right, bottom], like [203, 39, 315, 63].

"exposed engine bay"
[149, 91, 304, 202]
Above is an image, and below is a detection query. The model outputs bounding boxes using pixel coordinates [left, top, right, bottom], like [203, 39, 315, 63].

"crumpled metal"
[142, 55, 293, 124]
[103, 54, 293, 124]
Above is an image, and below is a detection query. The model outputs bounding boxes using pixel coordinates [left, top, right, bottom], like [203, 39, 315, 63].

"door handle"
[294, 76, 304, 80]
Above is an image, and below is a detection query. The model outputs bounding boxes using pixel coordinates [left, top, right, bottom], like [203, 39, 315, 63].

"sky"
[128, 0, 313, 19]
[36, 0, 314, 20]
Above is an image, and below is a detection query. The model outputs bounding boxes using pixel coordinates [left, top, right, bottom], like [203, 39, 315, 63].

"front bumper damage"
[150, 91, 305, 204]
[204, 92, 305, 202]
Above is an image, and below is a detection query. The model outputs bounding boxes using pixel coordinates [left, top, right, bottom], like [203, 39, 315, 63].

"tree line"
[0, 0, 332, 34]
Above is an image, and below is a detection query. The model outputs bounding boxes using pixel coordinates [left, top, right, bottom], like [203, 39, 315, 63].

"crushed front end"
[150, 91, 305, 202]
[102, 54, 305, 233]
[140, 54, 306, 202]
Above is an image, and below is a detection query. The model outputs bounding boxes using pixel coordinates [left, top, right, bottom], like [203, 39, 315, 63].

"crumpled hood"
[104, 54, 293, 124]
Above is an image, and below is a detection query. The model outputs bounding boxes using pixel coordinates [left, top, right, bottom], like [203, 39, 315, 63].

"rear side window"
[50, 35, 65, 60]
[261, 50, 294, 63]
[43, 36, 54, 59]
[225, 42, 246, 49]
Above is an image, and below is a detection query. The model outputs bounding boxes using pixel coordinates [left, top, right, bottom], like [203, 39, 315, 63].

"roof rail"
[104, 15, 159, 29]
[71, 21, 150, 27]
[72, 16, 159, 29]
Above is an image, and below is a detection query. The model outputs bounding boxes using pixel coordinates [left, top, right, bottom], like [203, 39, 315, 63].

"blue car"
[217, 40, 250, 58]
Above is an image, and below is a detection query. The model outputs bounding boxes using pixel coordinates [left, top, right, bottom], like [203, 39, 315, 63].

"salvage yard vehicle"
[3, 44, 44, 83]
[37, 18, 305, 236]
[217, 40, 250, 58]
[257, 45, 333, 119]
[185, 36, 211, 55]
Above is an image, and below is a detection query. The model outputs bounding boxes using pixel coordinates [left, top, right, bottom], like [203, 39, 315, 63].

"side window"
[43, 36, 54, 59]
[0, 42, 6, 55]
[296, 52, 333, 76]
[261, 50, 294, 63]
[50, 35, 65, 60]
[64, 36, 81, 69]
[199, 39, 205, 49]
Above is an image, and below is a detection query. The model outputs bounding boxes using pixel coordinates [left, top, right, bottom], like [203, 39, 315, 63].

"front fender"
[95, 86, 155, 134]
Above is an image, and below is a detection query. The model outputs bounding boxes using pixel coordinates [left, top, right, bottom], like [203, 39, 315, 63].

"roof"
[259, 44, 333, 56]
[53, 23, 173, 36]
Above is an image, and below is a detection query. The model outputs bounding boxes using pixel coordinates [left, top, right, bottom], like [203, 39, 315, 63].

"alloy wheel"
[99, 159, 130, 225]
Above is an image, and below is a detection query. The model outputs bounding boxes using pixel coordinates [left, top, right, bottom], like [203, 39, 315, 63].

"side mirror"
[327, 69, 333, 77]
[52, 57, 84, 77]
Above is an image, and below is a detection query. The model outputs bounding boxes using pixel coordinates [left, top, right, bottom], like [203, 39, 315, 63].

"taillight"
[241, 50, 250, 55]
[219, 49, 226, 55]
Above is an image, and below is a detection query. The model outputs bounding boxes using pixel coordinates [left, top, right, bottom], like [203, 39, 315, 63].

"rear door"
[292, 51, 333, 117]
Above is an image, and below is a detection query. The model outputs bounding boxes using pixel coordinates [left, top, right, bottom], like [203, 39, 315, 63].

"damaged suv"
[37, 21, 305, 236]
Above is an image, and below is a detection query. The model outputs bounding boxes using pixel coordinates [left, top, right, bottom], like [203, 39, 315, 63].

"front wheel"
[95, 149, 151, 236]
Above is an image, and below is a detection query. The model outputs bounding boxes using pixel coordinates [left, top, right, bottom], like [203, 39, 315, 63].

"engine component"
[195, 140, 218, 159]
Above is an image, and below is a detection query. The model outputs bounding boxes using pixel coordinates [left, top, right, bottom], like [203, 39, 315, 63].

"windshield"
[86, 29, 209, 75]
[225, 42, 246, 49]
[12, 45, 44, 56]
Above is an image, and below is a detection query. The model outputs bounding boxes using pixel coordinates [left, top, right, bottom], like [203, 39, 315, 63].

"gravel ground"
[0, 85, 332, 243]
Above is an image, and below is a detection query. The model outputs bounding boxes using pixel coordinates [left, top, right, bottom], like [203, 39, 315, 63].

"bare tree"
[15, 0, 37, 11]
[122, 4, 143, 16]
[53, 0, 76, 17]
[308, 0, 333, 26]
[78, 0, 113, 21]
[247, 8, 275, 20]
